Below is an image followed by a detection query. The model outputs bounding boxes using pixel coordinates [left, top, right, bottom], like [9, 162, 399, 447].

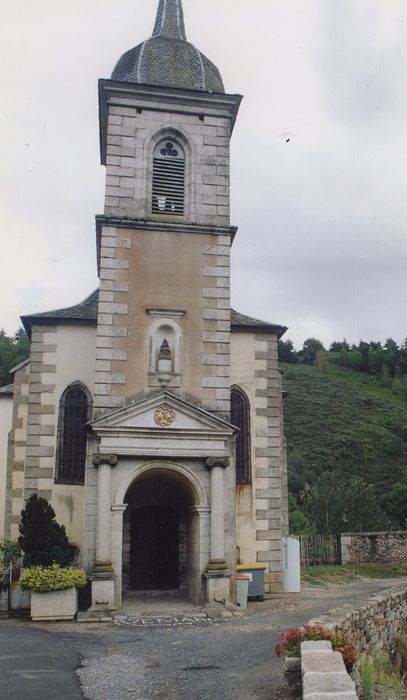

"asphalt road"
[0, 577, 405, 700]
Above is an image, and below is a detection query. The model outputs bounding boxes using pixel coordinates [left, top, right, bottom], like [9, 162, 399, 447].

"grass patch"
[301, 562, 407, 585]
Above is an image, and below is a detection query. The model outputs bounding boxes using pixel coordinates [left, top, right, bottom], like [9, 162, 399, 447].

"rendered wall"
[5, 363, 29, 540]
[0, 395, 13, 539]
[15, 323, 96, 550]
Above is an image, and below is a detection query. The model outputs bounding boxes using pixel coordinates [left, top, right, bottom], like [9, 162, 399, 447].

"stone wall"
[309, 586, 407, 657]
[231, 330, 288, 594]
[5, 362, 29, 540]
[0, 392, 13, 539]
[341, 532, 407, 565]
[300, 587, 407, 699]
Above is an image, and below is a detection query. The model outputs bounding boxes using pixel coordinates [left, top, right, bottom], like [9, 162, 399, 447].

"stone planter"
[30, 587, 78, 621]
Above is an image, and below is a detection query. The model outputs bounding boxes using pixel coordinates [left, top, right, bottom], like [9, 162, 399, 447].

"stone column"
[90, 453, 118, 612]
[207, 458, 228, 568]
[204, 457, 231, 605]
[111, 504, 128, 610]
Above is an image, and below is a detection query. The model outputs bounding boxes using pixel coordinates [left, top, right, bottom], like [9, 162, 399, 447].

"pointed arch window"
[152, 139, 185, 216]
[56, 383, 92, 484]
[231, 386, 251, 484]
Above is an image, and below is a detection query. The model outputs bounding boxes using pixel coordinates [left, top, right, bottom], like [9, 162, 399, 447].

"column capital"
[111, 504, 127, 514]
[188, 505, 211, 515]
[205, 456, 230, 470]
[92, 453, 118, 467]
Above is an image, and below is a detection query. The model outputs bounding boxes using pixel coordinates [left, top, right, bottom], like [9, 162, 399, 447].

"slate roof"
[231, 309, 287, 338]
[111, 0, 225, 93]
[21, 290, 99, 336]
[21, 289, 286, 338]
[0, 384, 13, 396]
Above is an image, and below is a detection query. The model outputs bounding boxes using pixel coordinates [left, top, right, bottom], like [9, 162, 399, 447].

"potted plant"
[18, 564, 86, 621]
[17, 495, 86, 620]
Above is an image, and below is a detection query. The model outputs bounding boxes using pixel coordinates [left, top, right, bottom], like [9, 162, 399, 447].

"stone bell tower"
[94, 0, 241, 418]
[86, 0, 243, 609]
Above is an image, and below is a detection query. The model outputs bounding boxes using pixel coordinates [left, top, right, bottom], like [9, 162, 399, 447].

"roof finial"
[152, 0, 187, 41]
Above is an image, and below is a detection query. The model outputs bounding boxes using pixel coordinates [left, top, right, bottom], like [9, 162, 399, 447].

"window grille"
[231, 386, 251, 484]
[152, 140, 185, 216]
[56, 384, 91, 484]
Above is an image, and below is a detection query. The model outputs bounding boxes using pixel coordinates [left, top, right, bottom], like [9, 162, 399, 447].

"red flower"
[275, 624, 356, 669]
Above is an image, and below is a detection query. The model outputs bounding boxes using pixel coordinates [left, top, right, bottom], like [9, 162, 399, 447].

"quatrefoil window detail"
[160, 142, 179, 158]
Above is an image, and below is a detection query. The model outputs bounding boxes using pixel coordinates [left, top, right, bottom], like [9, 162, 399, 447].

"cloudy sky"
[1, 0, 406, 348]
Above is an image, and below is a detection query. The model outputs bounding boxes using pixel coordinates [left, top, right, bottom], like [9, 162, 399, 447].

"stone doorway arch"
[111, 461, 209, 607]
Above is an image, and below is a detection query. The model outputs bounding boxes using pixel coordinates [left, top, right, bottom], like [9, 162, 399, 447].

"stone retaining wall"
[334, 588, 407, 657]
[341, 532, 407, 565]
[299, 586, 407, 699]
[309, 586, 407, 657]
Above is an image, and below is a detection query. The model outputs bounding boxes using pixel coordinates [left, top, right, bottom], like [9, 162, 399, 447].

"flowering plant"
[275, 624, 356, 670]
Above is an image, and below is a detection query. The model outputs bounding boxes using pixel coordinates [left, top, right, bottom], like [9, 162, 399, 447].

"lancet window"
[56, 383, 92, 484]
[231, 385, 251, 484]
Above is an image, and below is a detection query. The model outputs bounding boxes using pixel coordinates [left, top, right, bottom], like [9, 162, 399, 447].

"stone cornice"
[98, 79, 242, 164]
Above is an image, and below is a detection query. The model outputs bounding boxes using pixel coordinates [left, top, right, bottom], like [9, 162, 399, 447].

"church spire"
[152, 0, 187, 41]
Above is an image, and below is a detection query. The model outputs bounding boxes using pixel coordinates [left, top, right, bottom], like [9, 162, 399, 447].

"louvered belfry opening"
[152, 140, 185, 215]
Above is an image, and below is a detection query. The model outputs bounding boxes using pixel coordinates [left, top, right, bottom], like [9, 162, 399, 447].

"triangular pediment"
[90, 391, 235, 437]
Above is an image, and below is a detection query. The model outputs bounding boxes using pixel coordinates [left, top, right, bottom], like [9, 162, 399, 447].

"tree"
[288, 495, 312, 535]
[304, 471, 383, 534]
[301, 338, 325, 365]
[0, 327, 30, 387]
[381, 470, 407, 529]
[278, 339, 298, 364]
[18, 494, 70, 567]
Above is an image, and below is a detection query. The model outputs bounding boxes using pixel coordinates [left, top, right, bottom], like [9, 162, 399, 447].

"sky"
[1, 0, 407, 349]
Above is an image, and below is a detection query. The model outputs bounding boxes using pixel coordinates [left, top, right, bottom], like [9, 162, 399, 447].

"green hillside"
[281, 361, 407, 522]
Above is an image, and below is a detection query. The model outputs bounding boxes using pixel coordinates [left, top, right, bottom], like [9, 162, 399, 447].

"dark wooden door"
[130, 507, 179, 590]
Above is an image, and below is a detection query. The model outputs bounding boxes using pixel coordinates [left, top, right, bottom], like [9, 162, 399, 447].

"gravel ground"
[1, 577, 405, 700]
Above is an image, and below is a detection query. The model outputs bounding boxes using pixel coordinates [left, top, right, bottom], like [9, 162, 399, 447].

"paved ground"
[0, 577, 405, 700]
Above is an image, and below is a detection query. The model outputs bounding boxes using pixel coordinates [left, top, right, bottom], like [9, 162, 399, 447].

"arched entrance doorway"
[122, 466, 203, 599]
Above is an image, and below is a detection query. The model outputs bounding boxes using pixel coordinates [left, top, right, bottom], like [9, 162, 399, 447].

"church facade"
[0, 0, 289, 609]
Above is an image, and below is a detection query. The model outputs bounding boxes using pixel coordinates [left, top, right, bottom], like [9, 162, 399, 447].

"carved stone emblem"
[154, 405, 176, 427]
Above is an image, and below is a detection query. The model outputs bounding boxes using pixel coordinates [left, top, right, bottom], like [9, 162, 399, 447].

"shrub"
[18, 494, 70, 567]
[0, 540, 21, 567]
[18, 564, 87, 593]
[275, 624, 356, 670]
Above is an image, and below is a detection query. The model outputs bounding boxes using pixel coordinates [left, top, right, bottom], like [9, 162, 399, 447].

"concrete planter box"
[31, 587, 78, 621]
